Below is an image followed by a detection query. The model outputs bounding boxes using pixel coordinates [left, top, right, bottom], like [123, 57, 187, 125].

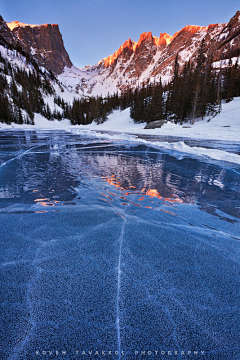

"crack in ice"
[8, 241, 46, 360]
[0, 144, 47, 170]
[116, 218, 126, 359]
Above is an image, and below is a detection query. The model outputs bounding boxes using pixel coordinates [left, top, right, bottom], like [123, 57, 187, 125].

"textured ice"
[0, 130, 240, 360]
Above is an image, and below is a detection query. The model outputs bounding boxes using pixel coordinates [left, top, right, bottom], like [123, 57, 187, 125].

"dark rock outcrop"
[0, 15, 18, 47]
[144, 120, 167, 129]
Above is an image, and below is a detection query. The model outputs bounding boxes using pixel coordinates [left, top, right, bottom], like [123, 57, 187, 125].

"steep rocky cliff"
[7, 21, 72, 75]
[0, 15, 19, 47]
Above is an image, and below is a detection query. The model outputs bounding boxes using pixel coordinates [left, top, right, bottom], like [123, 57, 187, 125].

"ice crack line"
[9, 242, 44, 360]
[0, 144, 47, 170]
[116, 218, 126, 360]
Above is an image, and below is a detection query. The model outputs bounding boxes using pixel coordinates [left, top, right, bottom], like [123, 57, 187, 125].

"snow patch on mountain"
[0, 45, 34, 72]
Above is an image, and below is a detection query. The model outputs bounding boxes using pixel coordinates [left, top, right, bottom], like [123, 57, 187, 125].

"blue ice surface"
[0, 130, 240, 360]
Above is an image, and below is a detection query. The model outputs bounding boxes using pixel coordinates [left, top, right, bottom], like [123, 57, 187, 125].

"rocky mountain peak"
[2, 11, 239, 97]
[228, 10, 240, 29]
[71, 11, 240, 96]
[181, 25, 205, 34]
[100, 24, 207, 72]
[137, 31, 154, 44]
[0, 15, 18, 46]
[206, 11, 240, 62]
[6, 21, 72, 74]
[102, 32, 159, 68]
[157, 32, 172, 46]
[171, 25, 205, 42]
[102, 38, 135, 67]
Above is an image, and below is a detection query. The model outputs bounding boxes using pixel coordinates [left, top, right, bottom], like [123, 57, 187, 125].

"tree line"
[54, 90, 134, 125]
[130, 40, 240, 124]
[58, 40, 240, 126]
[0, 51, 57, 124]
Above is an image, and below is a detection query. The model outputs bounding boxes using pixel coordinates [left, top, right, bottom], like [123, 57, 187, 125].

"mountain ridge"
[58, 11, 239, 96]
[2, 11, 240, 96]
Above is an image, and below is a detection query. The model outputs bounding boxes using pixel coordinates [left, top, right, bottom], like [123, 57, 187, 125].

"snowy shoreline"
[0, 97, 240, 166]
[82, 97, 240, 142]
[1, 97, 239, 141]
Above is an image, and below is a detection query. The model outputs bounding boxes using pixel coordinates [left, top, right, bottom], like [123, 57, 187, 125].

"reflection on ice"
[0, 130, 239, 223]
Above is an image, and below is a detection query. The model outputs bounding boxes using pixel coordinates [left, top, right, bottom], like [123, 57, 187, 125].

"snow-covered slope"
[0, 45, 79, 106]
[0, 42, 80, 126]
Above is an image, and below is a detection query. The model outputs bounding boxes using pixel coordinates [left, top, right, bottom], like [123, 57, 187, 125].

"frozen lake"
[1, 130, 240, 360]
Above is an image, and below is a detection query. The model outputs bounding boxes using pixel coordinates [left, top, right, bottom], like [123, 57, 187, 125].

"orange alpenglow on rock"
[154, 32, 173, 46]
[133, 31, 173, 49]
[7, 21, 41, 30]
[172, 25, 205, 40]
[102, 38, 135, 66]
[7, 21, 59, 30]
[102, 31, 173, 67]
[137, 31, 154, 44]
[207, 23, 218, 31]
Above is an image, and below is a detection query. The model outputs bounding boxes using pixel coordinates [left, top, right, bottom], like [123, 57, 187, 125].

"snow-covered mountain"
[1, 11, 240, 98]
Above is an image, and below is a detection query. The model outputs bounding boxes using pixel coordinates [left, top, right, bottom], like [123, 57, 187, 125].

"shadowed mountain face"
[7, 21, 72, 75]
[0, 15, 17, 46]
